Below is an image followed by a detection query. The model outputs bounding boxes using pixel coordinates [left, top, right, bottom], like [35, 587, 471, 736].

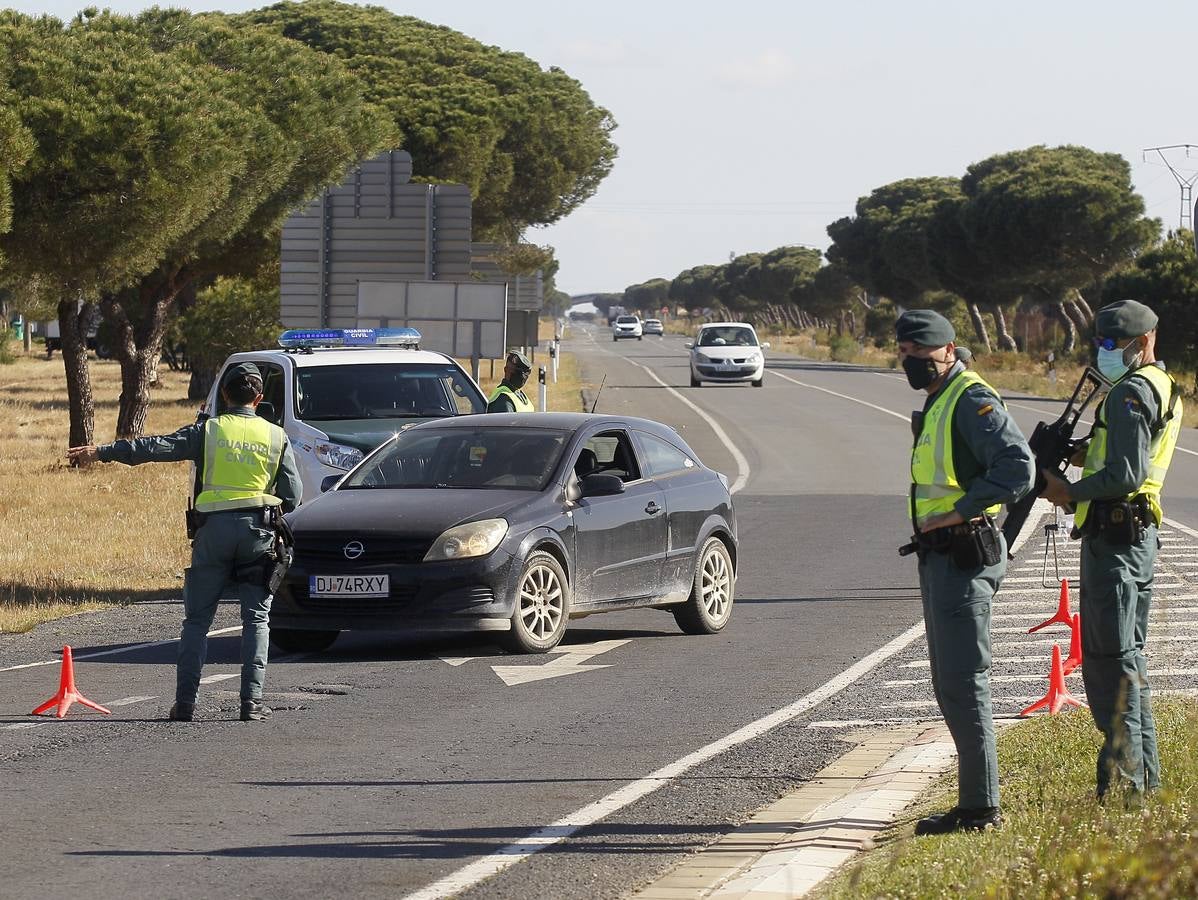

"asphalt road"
[5, 326, 1198, 900]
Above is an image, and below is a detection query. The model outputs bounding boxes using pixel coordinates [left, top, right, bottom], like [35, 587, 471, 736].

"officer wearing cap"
[897, 309, 1034, 835]
[487, 350, 535, 413]
[67, 362, 302, 723]
[1041, 299, 1182, 800]
[954, 346, 974, 368]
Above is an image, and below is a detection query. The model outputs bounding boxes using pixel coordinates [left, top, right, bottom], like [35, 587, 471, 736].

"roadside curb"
[634, 722, 955, 899]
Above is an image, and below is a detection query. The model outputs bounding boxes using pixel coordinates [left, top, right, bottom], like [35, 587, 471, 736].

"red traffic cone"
[1028, 579, 1074, 633]
[1062, 613, 1083, 676]
[31, 646, 111, 718]
[1020, 644, 1085, 716]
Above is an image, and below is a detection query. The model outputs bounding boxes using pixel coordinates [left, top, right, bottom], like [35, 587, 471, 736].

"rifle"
[1000, 366, 1111, 554]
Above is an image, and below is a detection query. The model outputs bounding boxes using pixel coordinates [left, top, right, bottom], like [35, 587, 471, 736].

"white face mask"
[1096, 339, 1142, 382]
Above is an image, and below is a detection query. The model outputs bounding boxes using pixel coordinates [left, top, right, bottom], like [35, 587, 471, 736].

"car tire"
[612, 335, 618, 342]
[673, 537, 734, 635]
[752, 377, 764, 387]
[690, 374, 700, 387]
[501, 550, 571, 654]
[638, 335, 643, 340]
[269, 628, 340, 653]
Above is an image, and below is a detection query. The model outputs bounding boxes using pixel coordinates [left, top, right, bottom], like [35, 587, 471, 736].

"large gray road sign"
[357, 281, 507, 361]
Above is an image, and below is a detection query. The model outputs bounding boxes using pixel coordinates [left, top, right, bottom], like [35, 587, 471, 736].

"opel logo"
[343, 540, 365, 560]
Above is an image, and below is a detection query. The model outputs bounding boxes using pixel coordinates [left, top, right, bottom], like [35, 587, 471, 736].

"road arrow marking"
[490, 639, 631, 686]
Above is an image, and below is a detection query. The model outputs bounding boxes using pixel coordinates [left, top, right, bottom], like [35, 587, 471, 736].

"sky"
[18, 0, 1198, 296]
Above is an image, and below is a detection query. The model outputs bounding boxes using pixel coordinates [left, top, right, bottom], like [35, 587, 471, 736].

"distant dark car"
[270, 413, 738, 654]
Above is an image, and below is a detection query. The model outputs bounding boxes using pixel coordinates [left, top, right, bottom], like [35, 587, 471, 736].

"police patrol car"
[203, 328, 488, 499]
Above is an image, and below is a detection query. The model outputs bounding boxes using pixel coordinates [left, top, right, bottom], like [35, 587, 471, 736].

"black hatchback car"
[270, 413, 737, 654]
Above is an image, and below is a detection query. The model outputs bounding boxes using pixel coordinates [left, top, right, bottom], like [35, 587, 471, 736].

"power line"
[1142, 145, 1198, 229]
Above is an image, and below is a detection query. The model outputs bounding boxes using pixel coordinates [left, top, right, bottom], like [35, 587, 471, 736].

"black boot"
[168, 702, 195, 722]
[240, 699, 271, 722]
[914, 806, 1002, 836]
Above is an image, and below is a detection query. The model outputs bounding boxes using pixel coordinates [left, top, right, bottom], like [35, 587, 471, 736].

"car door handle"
[645, 502, 661, 515]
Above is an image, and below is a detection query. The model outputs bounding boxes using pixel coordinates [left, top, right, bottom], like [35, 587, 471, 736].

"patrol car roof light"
[278, 327, 421, 350]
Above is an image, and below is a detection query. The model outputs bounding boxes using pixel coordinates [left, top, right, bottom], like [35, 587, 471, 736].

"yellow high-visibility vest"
[195, 414, 285, 513]
[1075, 364, 1182, 528]
[911, 370, 1003, 528]
[488, 384, 535, 413]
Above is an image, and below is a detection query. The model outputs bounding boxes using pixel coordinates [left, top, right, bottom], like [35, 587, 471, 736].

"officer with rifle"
[67, 362, 301, 723]
[897, 310, 1034, 834]
[1040, 300, 1183, 800]
[487, 350, 536, 413]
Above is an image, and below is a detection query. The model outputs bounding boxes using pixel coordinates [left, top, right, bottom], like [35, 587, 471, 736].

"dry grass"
[1, 339, 588, 632]
[0, 353, 195, 632]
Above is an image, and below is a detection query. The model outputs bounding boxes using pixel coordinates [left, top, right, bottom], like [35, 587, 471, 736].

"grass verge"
[815, 698, 1198, 899]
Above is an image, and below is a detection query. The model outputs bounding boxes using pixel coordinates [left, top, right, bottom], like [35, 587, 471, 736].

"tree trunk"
[22, 321, 31, 353]
[1053, 302, 1077, 353]
[1073, 291, 1095, 323]
[1062, 298, 1088, 340]
[102, 269, 188, 440]
[59, 298, 95, 450]
[990, 303, 1017, 351]
[966, 302, 993, 353]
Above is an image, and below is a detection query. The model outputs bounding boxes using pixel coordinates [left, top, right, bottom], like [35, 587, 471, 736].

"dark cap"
[505, 350, 532, 373]
[1095, 299, 1158, 340]
[895, 309, 955, 347]
[222, 361, 262, 386]
[954, 346, 973, 364]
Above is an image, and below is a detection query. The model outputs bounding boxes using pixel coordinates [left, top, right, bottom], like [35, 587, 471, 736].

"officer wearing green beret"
[487, 350, 536, 413]
[897, 309, 1035, 834]
[67, 362, 302, 722]
[1041, 299, 1182, 800]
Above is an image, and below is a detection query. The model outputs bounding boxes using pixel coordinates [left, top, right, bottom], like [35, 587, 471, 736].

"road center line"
[400, 619, 928, 900]
[0, 626, 243, 674]
[768, 369, 910, 424]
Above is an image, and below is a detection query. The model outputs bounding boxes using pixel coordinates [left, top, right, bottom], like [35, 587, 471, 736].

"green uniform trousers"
[1079, 525, 1160, 797]
[918, 537, 1006, 809]
[178, 510, 276, 705]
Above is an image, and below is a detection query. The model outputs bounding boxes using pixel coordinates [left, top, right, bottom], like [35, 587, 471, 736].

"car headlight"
[315, 441, 364, 470]
[747, 351, 762, 364]
[424, 518, 509, 562]
[694, 353, 711, 364]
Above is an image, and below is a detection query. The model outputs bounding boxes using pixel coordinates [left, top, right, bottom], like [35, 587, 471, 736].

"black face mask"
[902, 354, 941, 390]
[509, 370, 530, 390]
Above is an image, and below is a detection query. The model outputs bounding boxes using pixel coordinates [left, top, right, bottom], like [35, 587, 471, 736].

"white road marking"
[993, 607, 1198, 622]
[399, 620, 928, 900]
[808, 719, 941, 728]
[769, 370, 910, 423]
[584, 330, 751, 494]
[436, 656, 480, 667]
[106, 695, 156, 707]
[490, 639, 630, 686]
[198, 673, 238, 685]
[0, 626, 243, 674]
[1165, 517, 1198, 541]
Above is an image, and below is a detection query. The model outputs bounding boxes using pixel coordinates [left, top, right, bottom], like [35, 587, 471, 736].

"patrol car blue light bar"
[278, 327, 421, 349]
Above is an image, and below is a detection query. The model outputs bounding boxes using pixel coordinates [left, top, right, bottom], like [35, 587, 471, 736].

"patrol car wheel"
[270, 628, 339, 653]
[501, 551, 570, 654]
[752, 378, 764, 387]
[612, 335, 618, 342]
[673, 537, 734, 635]
[690, 375, 700, 387]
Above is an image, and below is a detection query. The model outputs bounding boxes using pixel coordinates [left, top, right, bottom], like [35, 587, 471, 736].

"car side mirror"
[320, 474, 341, 493]
[256, 401, 276, 422]
[684, 342, 694, 349]
[761, 342, 771, 350]
[580, 473, 625, 497]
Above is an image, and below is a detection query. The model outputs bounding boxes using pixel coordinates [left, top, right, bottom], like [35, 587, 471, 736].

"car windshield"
[698, 326, 757, 347]
[342, 427, 569, 491]
[295, 363, 485, 422]
[616, 316, 638, 324]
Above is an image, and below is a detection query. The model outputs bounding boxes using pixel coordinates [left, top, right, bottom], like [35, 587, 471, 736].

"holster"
[902, 516, 1002, 569]
[1087, 495, 1150, 545]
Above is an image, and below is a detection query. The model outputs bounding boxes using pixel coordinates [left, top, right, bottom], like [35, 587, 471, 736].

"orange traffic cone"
[31, 646, 111, 718]
[1020, 644, 1085, 716]
[1062, 613, 1083, 676]
[1028, 579, 1074, 633]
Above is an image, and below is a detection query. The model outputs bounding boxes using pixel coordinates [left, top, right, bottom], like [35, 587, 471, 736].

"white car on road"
[687, 323, 770, 387]
[642, 318, 664, 336]
[612, 315, 643, 341]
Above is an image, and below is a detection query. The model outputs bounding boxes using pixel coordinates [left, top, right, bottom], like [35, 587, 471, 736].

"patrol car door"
[570, 429, 666, 605]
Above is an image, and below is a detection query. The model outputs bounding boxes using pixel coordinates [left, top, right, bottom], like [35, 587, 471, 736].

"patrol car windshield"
[698, 327, 757, 347]
[295, 364, 486, 422]
[342, 427, 569, 491]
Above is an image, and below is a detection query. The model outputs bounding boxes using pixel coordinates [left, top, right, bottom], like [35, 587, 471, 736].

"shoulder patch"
[1124, 396, 1142, 413]
[977, 403, 994, 416]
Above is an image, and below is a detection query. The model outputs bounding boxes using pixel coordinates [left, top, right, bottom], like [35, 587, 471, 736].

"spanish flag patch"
[977, 404, 994, 416]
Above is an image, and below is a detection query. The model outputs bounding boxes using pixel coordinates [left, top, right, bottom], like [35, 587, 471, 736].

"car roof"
[697, 322, 755, 330]
[406, 412, 684, 439]
[221, 347, 461, 368]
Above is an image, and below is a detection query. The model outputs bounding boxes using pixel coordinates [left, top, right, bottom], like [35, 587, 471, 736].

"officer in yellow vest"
[1041, 300, 1182, 800]
[898, 310, 1034, 835]
[67, 362, 301, 723]
[487, 350, 536, 413]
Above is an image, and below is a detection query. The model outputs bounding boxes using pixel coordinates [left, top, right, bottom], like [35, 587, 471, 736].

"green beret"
[895, 309, 955, 347]
[954, 346, 973, 364]
[222, 362, 262, 386]
[1095, 300, 1158, 340]
[506, 350, 532, 373]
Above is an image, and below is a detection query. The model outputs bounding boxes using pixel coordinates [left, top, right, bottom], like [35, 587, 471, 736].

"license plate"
[309, 574, 389, 598]
[717, 363, 736, 371]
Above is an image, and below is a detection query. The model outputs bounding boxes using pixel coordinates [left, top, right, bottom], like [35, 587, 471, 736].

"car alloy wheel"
[673, 537, 734, 635]
[503, 550, 570, 653]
